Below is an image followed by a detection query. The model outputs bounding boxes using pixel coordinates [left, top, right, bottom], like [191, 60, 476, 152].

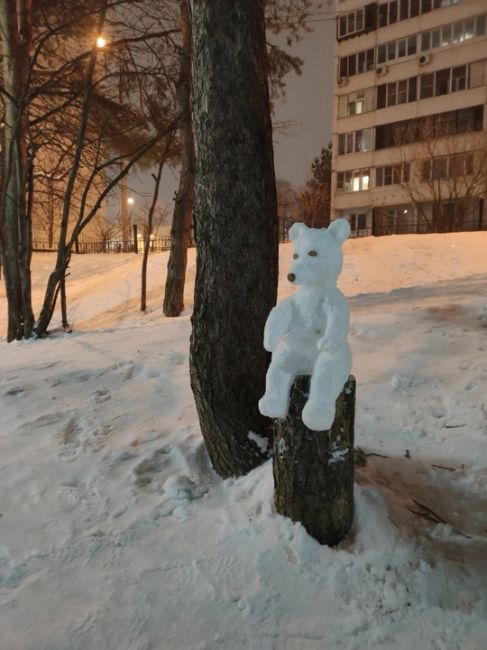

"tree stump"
[273, 375, 355, 546]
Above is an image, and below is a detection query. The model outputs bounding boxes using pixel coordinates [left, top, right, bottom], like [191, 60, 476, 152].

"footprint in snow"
[57, 417, 112, 459]
[4, 387, 25, 396]
[162, 474, 205, 501]
[166, 352, 185, 367]
[91, 388, 111, 403]
[132, 446, 171, 486]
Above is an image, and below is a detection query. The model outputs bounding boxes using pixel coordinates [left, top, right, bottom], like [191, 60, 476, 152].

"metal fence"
[369, 211, 485, 237]
[34, 231, 291, 253]
[32, 237, 190, 254]
[32, 215, 485, 253]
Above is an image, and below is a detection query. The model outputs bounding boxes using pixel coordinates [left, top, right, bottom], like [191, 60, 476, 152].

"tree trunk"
[273, 375, 356, 546]
[190, 0, 279, 478]
[142, 155, 166, 312]
[35, 2, 107, 338]
[120, 169, 130, 249]
[163, 0, 194, 318]
[0, 0, 34, 341]
[60, 277, 69, 330]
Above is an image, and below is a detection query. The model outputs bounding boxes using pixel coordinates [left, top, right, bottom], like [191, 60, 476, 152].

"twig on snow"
[431, 464, 456, 472]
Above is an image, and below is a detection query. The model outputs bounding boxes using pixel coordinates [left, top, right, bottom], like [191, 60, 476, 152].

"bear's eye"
[293, 253, 299, 259]
[308, 250, 318, 257]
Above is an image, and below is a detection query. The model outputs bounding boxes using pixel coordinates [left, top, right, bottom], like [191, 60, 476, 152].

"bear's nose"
[287, 273, 296, 283]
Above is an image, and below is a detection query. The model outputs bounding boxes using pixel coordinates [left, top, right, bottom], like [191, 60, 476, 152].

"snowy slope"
[0, 233, 486, 650]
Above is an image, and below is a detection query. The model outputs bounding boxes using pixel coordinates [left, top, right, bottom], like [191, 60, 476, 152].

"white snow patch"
[1, 233, 487, 649]
[329, 448, 349, 464]
[247, 430, 269, 454]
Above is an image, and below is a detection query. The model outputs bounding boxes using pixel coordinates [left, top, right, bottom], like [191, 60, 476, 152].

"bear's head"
[287, 219, 350, 288]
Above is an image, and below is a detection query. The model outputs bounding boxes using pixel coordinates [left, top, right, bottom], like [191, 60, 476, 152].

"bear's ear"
[327, 218, 351, 245]
[288, 222, 308, 242]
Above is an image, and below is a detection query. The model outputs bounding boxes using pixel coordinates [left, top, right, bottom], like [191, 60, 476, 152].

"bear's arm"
[317, 289, 349, 351]
[263, 299, 294, 352]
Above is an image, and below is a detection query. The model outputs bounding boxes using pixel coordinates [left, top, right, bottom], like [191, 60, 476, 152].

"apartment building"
[331, 0, 487, 235]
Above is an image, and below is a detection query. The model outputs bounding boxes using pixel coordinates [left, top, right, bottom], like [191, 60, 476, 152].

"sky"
[272, 12, 336, 187]
[123, 7, 336, 222]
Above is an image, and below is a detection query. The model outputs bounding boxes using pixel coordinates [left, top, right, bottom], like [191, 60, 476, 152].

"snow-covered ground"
[1, 232, 486, 650]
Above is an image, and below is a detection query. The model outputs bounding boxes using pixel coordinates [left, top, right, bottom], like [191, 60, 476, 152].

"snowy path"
[0, 233, 486, 649]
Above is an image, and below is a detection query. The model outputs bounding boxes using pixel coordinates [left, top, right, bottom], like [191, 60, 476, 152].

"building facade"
[331, 0, 487, 235]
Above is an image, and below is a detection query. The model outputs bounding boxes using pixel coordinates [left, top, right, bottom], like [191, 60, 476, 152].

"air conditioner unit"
[376, 65, 388, 77]
[418, 54, 432, 66]
[337, 76, 349, 87]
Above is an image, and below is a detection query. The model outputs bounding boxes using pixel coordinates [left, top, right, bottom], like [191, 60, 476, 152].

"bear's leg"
[258, 358, 297, 419]
[302, 344, 352, 431]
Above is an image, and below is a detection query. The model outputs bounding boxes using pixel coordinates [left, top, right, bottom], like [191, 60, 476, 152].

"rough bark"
[273, 375, 355, 546]
[163, 0, 194, 318]
[0, 0, 34, 341]
[17, 0, 34, 338]
[190, 0, 278, 477]
[60, 277, 69, 330]
[141, 154, 166, 312]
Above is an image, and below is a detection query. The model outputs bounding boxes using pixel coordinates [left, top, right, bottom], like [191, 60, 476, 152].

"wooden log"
[273, 375, 355, 546]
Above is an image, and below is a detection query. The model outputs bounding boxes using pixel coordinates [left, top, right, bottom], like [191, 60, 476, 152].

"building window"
[338, 128, 374, 155]
[375, 106, 484, 150]
[421, 14, 486, 52]
[338, 8, 365, 39]
[435, 69, 450, 96]
[337, 89, 374, 118]
[420, 73, 434, 99]
[422, 154, 474, 181]
[339, 48, 375, 78]
[419, 65, 473, 100]
[378, 35, 417, 65]
[376, 0, 458, 29]
[348, 213, 368, 231]
[451, 65, 467, 91]
[469, 61, 484, 88]
[376, 163, 411, 186]
[432, 158, 448, 179]
[389, 1, 398, 23]
[377, 77, 417, 109]
[336, 169, 370, 193]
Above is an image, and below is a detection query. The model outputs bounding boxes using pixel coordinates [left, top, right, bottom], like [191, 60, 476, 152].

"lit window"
[464, 18, 475, 40]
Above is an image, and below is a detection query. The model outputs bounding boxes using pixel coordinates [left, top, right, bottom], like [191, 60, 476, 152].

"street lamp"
[96, 36, 107, 48]
[127, 197, 135, 205]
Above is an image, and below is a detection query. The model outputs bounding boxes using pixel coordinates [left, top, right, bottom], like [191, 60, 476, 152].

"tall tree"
[190, 0, 278, 477]
[1, 0, 180, 339]
[395, 122, 487, 233]
[299, 143, 332, 229]
[163, 0, 194, 318]
[162, 0, 315, 318]
[0, 0, 35, 341]
[276, 177, 299, 235]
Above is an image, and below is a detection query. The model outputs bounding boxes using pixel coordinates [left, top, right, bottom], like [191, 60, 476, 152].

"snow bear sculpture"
[258, 219, 352, 431]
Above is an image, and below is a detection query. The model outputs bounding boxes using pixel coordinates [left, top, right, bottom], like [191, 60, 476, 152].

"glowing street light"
[96, 36, 107, 48]
[127, 197, 135, 205]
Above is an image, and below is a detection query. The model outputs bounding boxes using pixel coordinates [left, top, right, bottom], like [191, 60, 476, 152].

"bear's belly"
[293, 310, 325, 340]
